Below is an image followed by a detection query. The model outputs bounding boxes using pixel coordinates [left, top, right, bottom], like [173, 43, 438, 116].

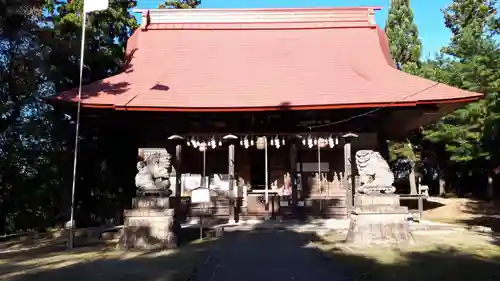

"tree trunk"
[487, 174, 494, 201]
[439, 178, 446, 196]
[409, 165, 417, 195]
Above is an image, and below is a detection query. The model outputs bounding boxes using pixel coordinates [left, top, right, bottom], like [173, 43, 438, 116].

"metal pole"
[202, 149, 206, 188]
[68, 10, 87, 249]
[264, 136, 269, 218]
[228, 144, 236, 224]
[318, 143, 321, 186]
[318, 142, 323, 210]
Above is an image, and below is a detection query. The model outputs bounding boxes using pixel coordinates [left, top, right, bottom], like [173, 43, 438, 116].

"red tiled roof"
[54, 7, 482, 111]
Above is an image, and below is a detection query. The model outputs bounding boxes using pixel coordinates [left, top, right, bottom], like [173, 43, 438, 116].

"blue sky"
[136, 0, 453, 58]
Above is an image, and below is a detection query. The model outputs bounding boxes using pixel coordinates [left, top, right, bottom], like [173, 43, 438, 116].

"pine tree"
[385, 0, 423, 194]
[385, 0, 422, 68]
[158, 0, 200, 9]
[422, 0, 500, 197]
[424, 0, 500, 162]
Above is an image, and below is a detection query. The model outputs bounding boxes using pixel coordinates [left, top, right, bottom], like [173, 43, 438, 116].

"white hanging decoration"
[275, 136, 281, 149]
[243, 136, 250, 149]
[302, 138, 306, 146]
[210, 137, 216, 149]
[250, 138, 255, 146]
[282, 137, 286, 145]
[335, 137, 339, 145]
[307, 136, 313, 148]
[270, 138, 274, 146]
[218, 139, 222, 146]
[328, 136, 334, 148]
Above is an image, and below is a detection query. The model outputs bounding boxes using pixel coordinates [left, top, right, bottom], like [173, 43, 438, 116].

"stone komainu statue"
[135, 148, 172, 195]
[355, 150, 395, 193]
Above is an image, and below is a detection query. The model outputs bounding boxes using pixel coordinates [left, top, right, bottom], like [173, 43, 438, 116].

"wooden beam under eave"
[383, 103, 466, 138]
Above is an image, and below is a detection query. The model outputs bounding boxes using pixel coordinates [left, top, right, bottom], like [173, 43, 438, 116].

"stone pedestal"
[120, 197, 177, 249]
[346, 193, 413, 245]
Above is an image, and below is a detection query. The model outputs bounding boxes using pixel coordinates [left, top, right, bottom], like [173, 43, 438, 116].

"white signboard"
[191, 188, 211, 204]
[297, 162, 330, 172]
[280, 200, 289, 207]
[184, 175, 202, 191]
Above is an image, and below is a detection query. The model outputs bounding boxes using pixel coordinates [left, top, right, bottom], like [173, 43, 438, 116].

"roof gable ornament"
[141, 10, 151, 31]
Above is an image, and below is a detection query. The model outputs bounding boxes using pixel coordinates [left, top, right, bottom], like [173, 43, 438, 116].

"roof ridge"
[134, 7, 379, 30]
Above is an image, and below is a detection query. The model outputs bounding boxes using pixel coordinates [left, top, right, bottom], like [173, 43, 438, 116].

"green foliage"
[47, 0, 138, 91]
[385, 0, 423, 162]
[158, 0, 201, 9]
[385, 0, 422, 67]
[421, 0, 500, 164]
[0, 0, 137, 233]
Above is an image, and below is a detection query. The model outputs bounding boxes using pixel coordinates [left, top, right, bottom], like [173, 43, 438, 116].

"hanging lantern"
[218, 139, 222, 146]
[302, 139, 306, 145]
[199, 142, 207, 151]
[318, 137, 327, 148]
[256, 136, 266, 150]
[250, 138, 255, 146]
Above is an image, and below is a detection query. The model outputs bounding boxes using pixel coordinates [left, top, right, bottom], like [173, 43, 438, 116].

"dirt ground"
[422, 197, 500, 231]
[305, 197, 500, 281]
[312, 229, 500, 281]
[2, 197, 500, 281]
[0, 238, 216, 281]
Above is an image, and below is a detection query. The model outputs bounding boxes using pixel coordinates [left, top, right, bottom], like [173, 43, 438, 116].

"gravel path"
[195, 229, 347, 281]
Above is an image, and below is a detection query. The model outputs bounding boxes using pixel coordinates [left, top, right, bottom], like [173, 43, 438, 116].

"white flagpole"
[68, 9, 87, 250]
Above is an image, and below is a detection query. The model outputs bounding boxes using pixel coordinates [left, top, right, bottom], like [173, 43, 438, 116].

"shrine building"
[51, 7, 482, 222]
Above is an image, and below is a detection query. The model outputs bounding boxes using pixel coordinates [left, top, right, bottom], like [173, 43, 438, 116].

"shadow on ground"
[400, 198, 445, 212]
[451, 199, 500, 233]
[2, 222, 500, 281]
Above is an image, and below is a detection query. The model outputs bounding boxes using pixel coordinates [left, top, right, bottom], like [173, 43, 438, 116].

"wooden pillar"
[228, 143, 236, 223]
[171, 142, 183, 245]
[377, 133, 390, 161]
[175, 144, 182, 199]
[343, 133, 358, 213]
[289, 140, 298, 219]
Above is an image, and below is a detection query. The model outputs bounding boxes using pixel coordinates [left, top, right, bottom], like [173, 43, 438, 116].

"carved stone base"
[132, 197, 170, 209]
[137, 189, 172, 197]
[119, 207, 177, 249]
[346, 193, 413, 245]
[354, 193, 400, 208]
[356, 185, 396, 194]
